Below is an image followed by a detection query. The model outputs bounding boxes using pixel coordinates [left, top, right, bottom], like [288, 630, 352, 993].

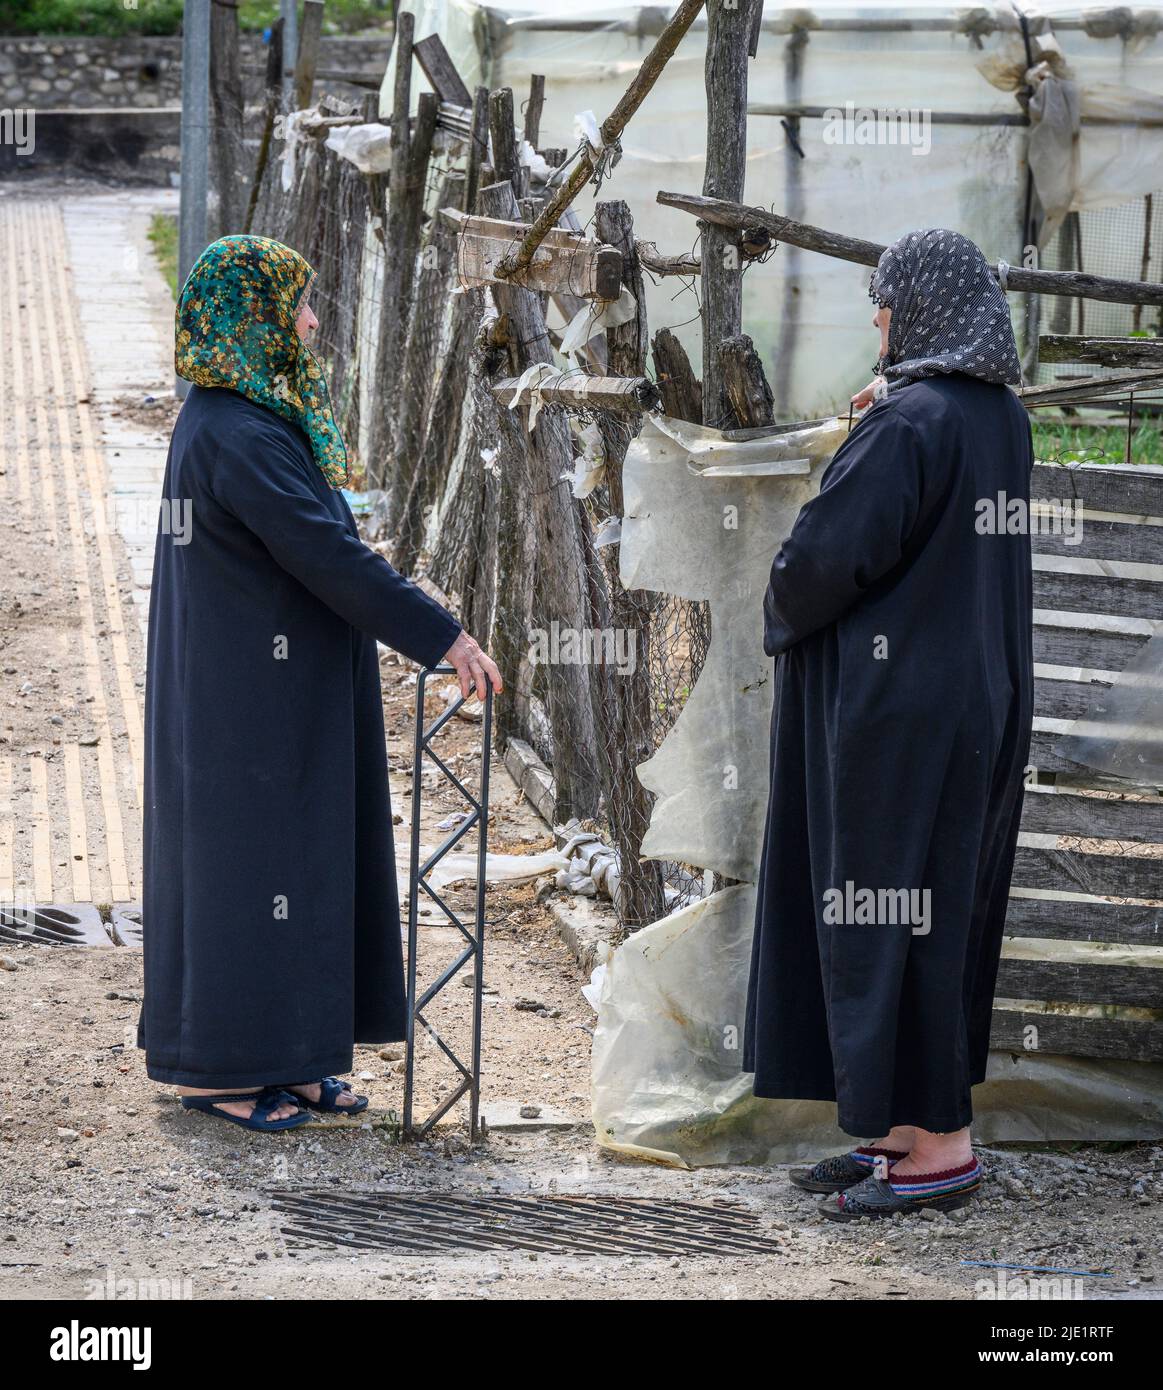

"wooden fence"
[995, 459, 1163, 1062]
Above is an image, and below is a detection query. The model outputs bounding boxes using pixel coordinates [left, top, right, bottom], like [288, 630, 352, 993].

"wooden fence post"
[478, 177, 601, 821]
[594, 198, 667, 926]
[209, 0, 245, 237]
[701, 0, 760, 427]
[294, 0, 325, 111]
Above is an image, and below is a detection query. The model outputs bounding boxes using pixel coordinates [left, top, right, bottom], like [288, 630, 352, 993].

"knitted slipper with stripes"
[819, 1158, 983, 1221]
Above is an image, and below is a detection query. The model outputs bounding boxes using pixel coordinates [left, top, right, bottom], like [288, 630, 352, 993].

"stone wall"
[0, 33, 392, 109]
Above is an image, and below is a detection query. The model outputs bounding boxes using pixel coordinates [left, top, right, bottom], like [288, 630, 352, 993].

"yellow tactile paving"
[62, 744, 93, 904]
[28, 754, 52, 904]
[38, 203, 145, 807]
[1, 199, 145, 907]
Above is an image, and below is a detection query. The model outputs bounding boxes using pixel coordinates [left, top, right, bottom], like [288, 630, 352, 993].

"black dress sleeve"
[763, 401, 925, 656]
[209, 420, 463, 669]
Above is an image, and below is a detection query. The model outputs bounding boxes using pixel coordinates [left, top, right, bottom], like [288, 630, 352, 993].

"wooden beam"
[750, 101, 1163, 130]
[596, 200, 649, 382]
[494, 0, 707, 282]
[701, 0, 758, 426]
[1039, 335, 1163, 367]
[413, 32, 473, 107]
[442, 209, 623, 299]
[719, 332, 774, 428]
[489, 86, 523, 197]
[293, 0, 324, 111]
[209, 0, 245, 235]
[524, 73, 546, 147]
[652, 326, 702, 424]
[243, 13, 283, 233]
[657, 191, 1163, 307]
[491, 374, 660, 413]
[635, 239, 700, 277]
[464, 85, 489, 213]
[1020, 367, 1163, 407]
[477, 178, 601, 820]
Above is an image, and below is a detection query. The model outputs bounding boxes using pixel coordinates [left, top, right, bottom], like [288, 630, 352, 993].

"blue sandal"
[180, 1087, 311, 1132]
[280, 1076, 368, 1116]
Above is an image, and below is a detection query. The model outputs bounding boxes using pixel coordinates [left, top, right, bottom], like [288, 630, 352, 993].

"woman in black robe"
[137, 235, 501, 1131]
[743, 229, 1033, 1218]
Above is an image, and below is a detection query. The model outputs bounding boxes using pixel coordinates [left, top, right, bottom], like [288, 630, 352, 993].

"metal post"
[177, 0, 211, 400]
[280, 0, 299, 103]
[403, 665, 493, 1142]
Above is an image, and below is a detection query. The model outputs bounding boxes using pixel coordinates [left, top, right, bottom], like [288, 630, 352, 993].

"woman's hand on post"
[850, 376, 886, 410]
[443, 630, 503, 702]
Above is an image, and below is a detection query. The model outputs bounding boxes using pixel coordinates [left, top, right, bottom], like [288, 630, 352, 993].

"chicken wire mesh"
[1034, 192, 1163, 391]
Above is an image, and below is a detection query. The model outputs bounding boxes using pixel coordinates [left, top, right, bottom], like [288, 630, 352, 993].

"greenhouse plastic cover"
[383, 1, 1163, 418]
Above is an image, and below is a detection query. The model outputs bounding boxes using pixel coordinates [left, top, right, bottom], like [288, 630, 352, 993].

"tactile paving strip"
[269, 1189, 785, 1257]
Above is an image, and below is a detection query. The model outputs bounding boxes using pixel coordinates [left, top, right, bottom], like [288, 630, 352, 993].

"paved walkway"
[0, 190, 174, 909]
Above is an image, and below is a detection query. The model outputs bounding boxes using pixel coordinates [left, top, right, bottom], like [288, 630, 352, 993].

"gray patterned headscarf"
[868, 228, 1022, 391]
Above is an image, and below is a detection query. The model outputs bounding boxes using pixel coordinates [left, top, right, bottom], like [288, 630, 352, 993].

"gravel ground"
[2, 911, 1161, 1300]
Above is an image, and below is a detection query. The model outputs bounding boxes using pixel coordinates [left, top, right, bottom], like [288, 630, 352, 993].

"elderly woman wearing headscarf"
[137, 235, 501, 1131]
[744, 229, 1033, 1218]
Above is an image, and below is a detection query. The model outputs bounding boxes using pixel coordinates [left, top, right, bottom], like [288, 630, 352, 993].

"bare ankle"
[870, 1125, 914, 1152]
[907, 1127, 973, 1169]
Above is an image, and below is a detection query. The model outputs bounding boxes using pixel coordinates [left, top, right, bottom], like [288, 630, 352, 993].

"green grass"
[0, 0, 394, 37]
[147, 211, 178, 299]
[1032, 419, 1163, 468]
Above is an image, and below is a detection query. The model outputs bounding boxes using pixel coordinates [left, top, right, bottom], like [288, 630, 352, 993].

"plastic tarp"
[1055, 626, 1163, 782]
[383, 2, 1163, 417]
[590, 414, 1163, 1168]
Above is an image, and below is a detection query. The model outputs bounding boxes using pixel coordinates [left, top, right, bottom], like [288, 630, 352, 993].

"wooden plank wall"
[993, 460, 1163, 1062]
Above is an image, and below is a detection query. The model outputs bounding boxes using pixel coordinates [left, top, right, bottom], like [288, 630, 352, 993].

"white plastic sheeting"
[590, 414, 1163, 1168]
[383, 2, 1163, 415]
[619, 414, 846, 882]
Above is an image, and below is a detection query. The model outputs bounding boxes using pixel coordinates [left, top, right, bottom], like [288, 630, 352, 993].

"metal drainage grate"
[269, 1190, 784, 1257]
[0, 903, 113, 947]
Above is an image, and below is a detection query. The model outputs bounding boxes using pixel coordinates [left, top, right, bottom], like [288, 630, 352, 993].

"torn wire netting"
[1055, 627, 1163, 783]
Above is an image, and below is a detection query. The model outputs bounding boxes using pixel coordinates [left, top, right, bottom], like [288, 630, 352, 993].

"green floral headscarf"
[175, 235, 348, 488]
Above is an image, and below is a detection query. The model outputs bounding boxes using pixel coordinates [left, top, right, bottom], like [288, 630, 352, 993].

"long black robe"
[137, 386, 462, 1088]
[743, 374, 1033, 1137]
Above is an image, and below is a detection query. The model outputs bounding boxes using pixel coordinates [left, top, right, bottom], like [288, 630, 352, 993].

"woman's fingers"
[469, 655, 487, 701]
[478, 650, 503, 695]
[444, 630, 503, 701]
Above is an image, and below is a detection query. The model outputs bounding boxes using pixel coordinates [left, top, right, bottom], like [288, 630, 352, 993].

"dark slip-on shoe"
[788, 1147, 907, 1194]
[818, 1166, 982, 1222]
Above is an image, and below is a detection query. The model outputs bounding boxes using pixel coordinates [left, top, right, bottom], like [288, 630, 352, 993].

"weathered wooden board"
[1031, 518, 1163, 567]
[1033, 569, 1163, 621]
[989, 1010, 1163, 1062]
[1033, 621, 1150, 671]
[1005, 893, 1162, 946]
[491, 374, 660, 412]
[1019, 787, 1163, 841]
[1040, 334, 1163, 368]
[1031, 462, 1163, 518]
[997, 958, 1163, 1008]
[442, 209, 623, 299]
[413, 33, 473, 108]
[1012, 844, 1163, 900]
[1034, 678, 1112, 723]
